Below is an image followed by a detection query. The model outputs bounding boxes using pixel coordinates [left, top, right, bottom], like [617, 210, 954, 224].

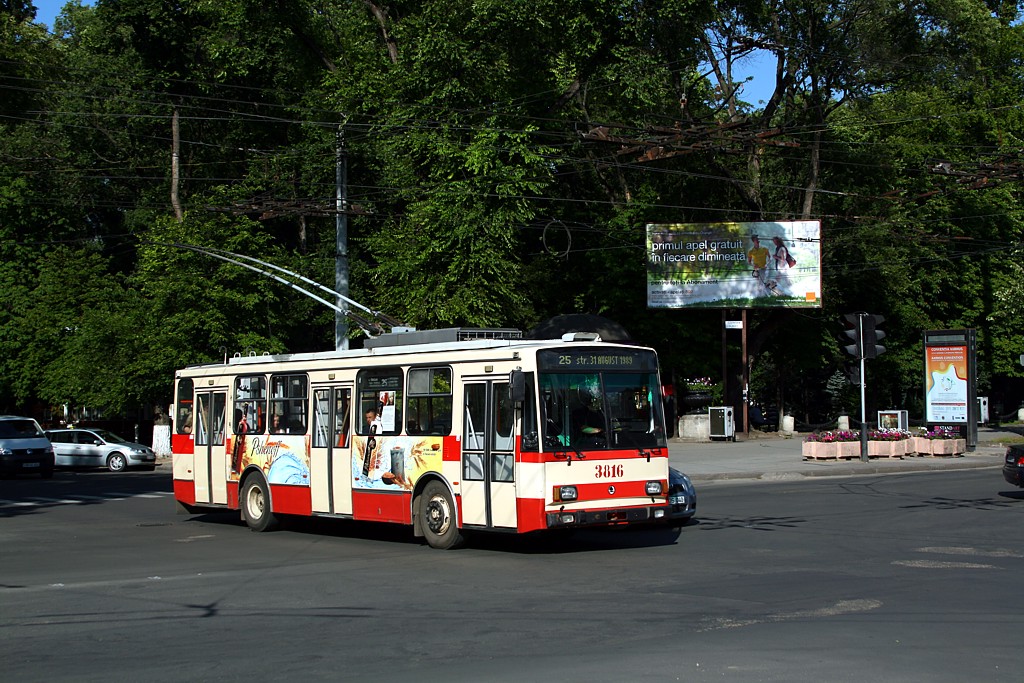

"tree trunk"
[171, 106, 183, 222]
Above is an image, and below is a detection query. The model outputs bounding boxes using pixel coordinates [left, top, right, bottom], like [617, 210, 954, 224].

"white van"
[0, 416, 55, 478]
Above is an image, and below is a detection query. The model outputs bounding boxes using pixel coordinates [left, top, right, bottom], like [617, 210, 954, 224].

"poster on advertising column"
[924, 344, 969, 423]
[646, 221, 822, 309]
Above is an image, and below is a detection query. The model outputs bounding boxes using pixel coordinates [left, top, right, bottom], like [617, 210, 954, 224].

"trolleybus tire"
[107, 452, 127, 472]
[241, 474, 280, 532]
[420, 481, 463, 550]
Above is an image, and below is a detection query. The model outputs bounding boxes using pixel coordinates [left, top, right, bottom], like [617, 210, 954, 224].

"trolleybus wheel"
[241, 475, 280, 532]
[420, 481, 463, 550]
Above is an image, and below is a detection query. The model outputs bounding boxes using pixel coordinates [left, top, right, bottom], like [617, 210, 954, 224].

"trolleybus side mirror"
[509, 370, 526, 403]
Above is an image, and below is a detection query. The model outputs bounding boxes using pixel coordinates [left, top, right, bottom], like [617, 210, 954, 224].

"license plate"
[22, 462, 40, 468]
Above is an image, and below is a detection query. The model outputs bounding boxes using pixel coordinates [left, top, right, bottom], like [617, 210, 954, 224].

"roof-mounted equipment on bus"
[364, 328, 523, 349]
[561, 332, 602, 342]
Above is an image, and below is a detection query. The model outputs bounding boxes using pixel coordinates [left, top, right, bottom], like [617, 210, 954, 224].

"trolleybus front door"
[311, 385, 353, 515]
[461, 380, 517, 529]
[194, 390, 227, 505]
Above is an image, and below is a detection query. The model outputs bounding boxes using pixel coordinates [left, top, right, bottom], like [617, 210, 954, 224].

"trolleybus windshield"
[537, 349, 666, 451]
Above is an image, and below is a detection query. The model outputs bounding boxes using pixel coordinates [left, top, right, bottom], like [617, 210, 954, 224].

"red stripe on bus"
[441, 436, 460, 462]
[518, 449, 667, 464]
[173, 479, 196, 505]
[516, 497, 546, 532]
[352, 490, 412, 524]
[570, 480, 667, 501]
[226, 481, 239, 509]
[171, 433, 194, 454]
[269, 484, 312, 516]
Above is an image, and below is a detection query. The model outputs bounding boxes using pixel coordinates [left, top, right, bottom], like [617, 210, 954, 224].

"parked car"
[1003, 445, 1024, 488]
[0, 415, 54, 478]
[45, 428, 156, 472]
[667, 467, 697, 524]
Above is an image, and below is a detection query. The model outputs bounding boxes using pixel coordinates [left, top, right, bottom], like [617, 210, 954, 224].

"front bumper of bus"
[546, 504, 670, 528]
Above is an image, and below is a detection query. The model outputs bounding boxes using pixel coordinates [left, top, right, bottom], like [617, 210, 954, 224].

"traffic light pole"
[844, 312, 885, 462]
[857, 318, 869, 462]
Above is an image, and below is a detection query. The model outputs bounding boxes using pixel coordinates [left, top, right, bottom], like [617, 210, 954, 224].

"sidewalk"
[668, 426, 1016, 483]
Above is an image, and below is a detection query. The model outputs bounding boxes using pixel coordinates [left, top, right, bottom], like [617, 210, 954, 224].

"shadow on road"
[232, 513, 691, 554]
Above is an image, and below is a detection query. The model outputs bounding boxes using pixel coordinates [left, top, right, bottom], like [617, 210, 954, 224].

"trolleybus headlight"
[645, 480, 664, 495]
[555, 485, 578, 502]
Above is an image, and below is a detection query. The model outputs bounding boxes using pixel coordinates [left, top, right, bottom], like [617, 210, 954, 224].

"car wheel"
[241, 475, 280, 532]
[419, 480, 463, 550]
[107, 452, 127, 472]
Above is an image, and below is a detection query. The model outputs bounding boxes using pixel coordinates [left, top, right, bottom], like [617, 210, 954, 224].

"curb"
[689, 458, 1002, 483]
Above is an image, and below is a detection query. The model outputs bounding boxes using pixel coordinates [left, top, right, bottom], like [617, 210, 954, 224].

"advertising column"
[923, 329, 977, 451]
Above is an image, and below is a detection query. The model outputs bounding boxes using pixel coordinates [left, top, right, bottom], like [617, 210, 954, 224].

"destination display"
[537, 349, 658, 372]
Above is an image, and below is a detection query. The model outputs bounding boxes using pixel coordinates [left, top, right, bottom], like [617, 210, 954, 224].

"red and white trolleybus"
[171, 328, 672, 548]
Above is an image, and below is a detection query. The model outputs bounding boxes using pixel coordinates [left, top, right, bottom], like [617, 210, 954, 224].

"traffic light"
[845, 364, 861, 386]
[861, 314, 886, 359]
[842, 313, 862, 357]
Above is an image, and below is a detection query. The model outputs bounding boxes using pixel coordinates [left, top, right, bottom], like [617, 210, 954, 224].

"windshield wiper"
[612, 424, 652, 462]
[552, 440, 587, 465]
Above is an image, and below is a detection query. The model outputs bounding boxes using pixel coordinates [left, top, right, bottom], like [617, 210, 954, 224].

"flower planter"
[868, 440, 907, 458]
[803, 441, 839, 459]
[910, 436, 932, 456]
[929, 438, 966, 456]
[837, 441, 860, 459]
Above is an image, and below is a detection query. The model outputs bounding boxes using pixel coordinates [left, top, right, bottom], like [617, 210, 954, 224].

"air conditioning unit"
[709, 406, 735, 441]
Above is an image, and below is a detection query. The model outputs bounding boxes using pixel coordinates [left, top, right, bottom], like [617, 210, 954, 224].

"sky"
[30, 0, 777, 104]
[32, 0, 79, 28]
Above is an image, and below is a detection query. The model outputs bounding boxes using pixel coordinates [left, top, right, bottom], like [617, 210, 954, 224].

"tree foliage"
[0, 0, 1022, 424]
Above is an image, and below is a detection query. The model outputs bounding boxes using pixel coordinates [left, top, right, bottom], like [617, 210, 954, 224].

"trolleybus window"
[270, 374, 308, 434]
[492, 384, 515, 482]
[175, 378, 193, 434]
[520, 373, 540, 452]
[357, 368, 403, 435]
[313, 387, 350, 448]
[234, 375, 267, 435]
[406, 367, 452, 435]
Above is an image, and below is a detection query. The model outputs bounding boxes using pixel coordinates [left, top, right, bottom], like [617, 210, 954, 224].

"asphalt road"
[2, 467, 1023, 682]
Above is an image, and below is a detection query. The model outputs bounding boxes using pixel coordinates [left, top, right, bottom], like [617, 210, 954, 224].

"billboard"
[924, 342, 969, 423]
[646, 221, 822, 309]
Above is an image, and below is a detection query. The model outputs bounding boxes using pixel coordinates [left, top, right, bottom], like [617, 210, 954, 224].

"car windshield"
[0, 419, 44, 439]
[91, 429, 129, 443]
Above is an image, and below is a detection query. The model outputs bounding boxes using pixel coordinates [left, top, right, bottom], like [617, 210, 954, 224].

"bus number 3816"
[595, 464, 624, 478]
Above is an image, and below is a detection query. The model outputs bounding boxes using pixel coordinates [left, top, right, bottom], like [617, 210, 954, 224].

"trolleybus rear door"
[461, 380, 517, 529]
[194, 390, 227, 505]
[311, 385, 353, 515]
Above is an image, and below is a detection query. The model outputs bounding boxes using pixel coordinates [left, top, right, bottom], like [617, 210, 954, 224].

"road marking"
[175, 534, 216, 543]
[893, 559, 999, 569]
[700, 599, 883, 631]
[914, 546, 1023, 558]
[0, 490, 173, 509]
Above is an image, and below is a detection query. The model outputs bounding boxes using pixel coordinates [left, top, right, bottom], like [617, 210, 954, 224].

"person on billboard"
[770, 235, 795, 294]
[747, 234, 774, 292]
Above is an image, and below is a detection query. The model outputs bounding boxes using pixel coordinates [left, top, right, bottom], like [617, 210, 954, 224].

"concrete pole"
[335, 125, 349, 351]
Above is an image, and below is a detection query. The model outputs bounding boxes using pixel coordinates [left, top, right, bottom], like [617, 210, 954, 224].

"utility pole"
[335, 124, 349, 351]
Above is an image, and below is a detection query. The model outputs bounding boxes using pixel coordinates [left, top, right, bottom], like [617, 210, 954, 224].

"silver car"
[45, 428, 157, 472]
